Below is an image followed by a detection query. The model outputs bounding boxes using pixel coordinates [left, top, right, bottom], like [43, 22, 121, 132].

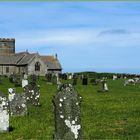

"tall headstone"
[0, 95, 9, 133]
[8, 88, 27, 116]
[53, 84, 83, 140]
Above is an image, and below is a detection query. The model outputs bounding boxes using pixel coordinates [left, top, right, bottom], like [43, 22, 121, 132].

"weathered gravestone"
[53, 84, 83, 140]
[100, 79, 108, 92]
[22, 79, 28, 88]
[8, 88, 27, 116]
[9, 73, 16, 83]
[62, 74, 68, 80]
[46, 73, 52, 82]
[73, 75, 78, 86]
[0, 95, 9, 133]
[23, 84, 40, 106]
[90, 79, 98, 85]
[82, 78, 88, 85]
[23, 74, 28, 80]
[52, 75, 57, 85]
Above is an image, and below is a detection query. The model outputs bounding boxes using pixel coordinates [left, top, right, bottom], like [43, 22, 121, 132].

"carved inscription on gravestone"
[53, 84, 83, 140]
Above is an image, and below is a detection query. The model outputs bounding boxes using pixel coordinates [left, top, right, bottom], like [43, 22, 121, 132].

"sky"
[0, 2, 140, 74]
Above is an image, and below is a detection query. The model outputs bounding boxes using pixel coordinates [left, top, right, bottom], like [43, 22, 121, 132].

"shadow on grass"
[9, 126, 15, 132]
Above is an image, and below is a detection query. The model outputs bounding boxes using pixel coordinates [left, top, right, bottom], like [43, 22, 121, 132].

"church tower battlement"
[0, 38, 15, 55]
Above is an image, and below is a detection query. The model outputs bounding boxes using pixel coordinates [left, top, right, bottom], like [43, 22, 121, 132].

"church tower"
[0, 38, 15, 55]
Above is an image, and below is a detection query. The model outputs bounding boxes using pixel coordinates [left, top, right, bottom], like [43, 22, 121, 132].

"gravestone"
[100, 79, 108, 92]
[30, 74, 37, 86]
[24, 85, 40, 106]
[0, 95, 9, 133]
[62, 74, 68, 80]
[82, 78, 88, 85]
[9, 73, 16, 83]
[113, 75, 117, 80]
[73, 75, 78, 86]
[53, 84, 83, 140]
[68, 74, 72, 80]
[22, 79, 28, 88]
[8, 88, 27, 116]
[90, 79, 98, 85]
[24, 74, 28, 80]
[52, 75, 57, 85]
[46, 73, 52, 82]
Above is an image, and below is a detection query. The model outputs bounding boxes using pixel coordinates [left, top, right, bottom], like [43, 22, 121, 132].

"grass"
[0, 76, 140, 139]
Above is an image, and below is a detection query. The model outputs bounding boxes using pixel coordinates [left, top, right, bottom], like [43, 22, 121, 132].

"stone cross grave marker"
[0, 95, 9, 133]
[53, 84, 83, 140]
[8, 88, 27, 116]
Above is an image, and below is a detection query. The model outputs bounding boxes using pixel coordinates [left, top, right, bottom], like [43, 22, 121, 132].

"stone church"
[0, 38, 62, 76]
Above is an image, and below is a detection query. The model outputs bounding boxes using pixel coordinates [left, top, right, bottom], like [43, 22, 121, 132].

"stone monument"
[53, 84, 83, 140]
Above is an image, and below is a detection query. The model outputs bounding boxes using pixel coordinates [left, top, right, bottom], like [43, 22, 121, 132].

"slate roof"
[40, 55, 62, 70]
[0, 52, 62, 70]
[0, 52, 36, 65]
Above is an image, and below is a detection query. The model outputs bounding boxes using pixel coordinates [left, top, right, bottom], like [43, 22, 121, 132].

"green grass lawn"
[0, 76, 140, 140]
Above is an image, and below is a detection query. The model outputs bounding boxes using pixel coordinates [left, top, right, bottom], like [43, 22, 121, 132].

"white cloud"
[14, 27, 140, 53]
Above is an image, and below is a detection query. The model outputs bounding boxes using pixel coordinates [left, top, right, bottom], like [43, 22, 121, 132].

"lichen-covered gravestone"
[53, 84, 83, 140]
[23, 74, 40, 106]
[0, 95, 9, 133]
[8, 88, 27, 116]
[24, 85, 40, 106]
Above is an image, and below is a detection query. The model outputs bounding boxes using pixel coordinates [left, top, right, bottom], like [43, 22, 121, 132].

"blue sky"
[0, 2, 140, 74]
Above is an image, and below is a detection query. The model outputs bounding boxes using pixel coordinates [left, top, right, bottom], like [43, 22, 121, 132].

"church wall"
[27, 56, 47, 76]
[0, 65, 17, 76]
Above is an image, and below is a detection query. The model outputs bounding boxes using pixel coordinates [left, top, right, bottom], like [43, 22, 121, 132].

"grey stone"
[8, 88, 27, 116]
[22, 79, 28, 88]
[24, 84, 40, 106]
[53, 84, 83, 140]
[0, 95, 9, 133]
[100, 79, 108, 92]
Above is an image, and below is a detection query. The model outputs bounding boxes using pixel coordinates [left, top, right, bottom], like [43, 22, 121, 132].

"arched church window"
[35, 62, 40, 71]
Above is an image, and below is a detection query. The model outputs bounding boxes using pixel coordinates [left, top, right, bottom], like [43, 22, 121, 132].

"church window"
[6, 67, 9, 73]
[35, 62, 40, 71]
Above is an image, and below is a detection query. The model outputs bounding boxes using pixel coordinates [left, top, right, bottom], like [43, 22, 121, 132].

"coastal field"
[0, 76, 140, 140]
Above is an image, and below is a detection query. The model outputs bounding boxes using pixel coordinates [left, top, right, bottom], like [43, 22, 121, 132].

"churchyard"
[0, 73, 140, 139]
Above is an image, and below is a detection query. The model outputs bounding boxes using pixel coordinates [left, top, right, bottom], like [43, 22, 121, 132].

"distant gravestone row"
[46, 73, 61, 85]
